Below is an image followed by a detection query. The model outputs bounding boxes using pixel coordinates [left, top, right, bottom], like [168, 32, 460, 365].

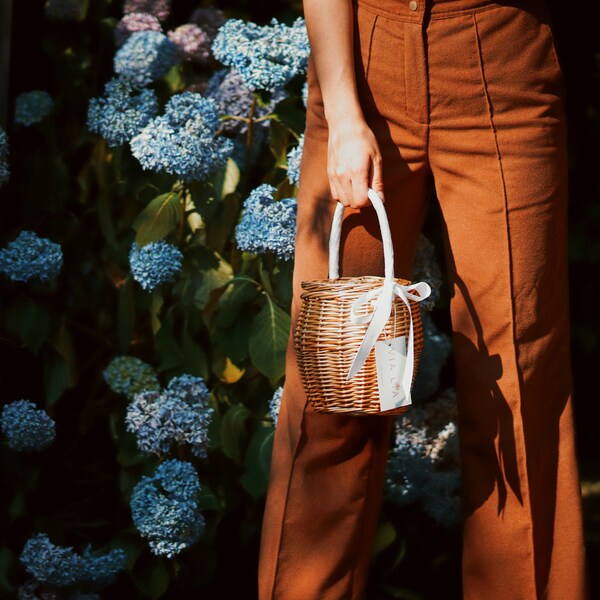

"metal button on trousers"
[258, 0, 590, 598]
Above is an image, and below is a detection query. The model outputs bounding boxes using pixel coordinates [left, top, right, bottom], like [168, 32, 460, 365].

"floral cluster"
[129, 459, 205, 557]
[386, 389, 461, 527]
[125, 374, 213, 458]
[212, 18, 310, 92]
[14, 91, 54, 127]
[19, 533, 126, 588]
[128, 240, 183, 291]
[0, 230, 63, 283]
[114, 30, 179, 88]
[114, 12, 161, 47]
[1, 400, 56, 452]
[269, 386, 283, 427]
[130, 92, 233, 180]
[412, 233, 443, 310]
[286, 133, 304, 186]
[123, 0, 171, 22]
[87, 78, 158, 147]
[168, 24, 210, 64]
[0, 127, 9, 187]
[102, 356, 160, 399]
[235, 184, 297, 261]
[189, 7, 226, 40]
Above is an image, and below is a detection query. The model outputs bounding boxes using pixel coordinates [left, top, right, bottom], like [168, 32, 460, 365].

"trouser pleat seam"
[471, 11, 539, 600]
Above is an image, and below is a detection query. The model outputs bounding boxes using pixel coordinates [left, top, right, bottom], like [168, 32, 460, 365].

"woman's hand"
[327, 116, 384, 209]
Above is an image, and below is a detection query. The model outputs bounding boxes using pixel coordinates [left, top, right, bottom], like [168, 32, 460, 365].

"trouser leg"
[258, 18, 431, 594]
[426, 3, 589, 598]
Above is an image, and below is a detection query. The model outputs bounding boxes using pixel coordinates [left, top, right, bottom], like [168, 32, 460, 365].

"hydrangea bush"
[0, 1, 461, 597]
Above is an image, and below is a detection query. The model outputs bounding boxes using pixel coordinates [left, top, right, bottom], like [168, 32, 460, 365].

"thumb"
[369, 156, 384, 203]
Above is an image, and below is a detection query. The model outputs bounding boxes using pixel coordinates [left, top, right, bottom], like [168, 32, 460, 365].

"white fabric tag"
[375, 335, 411, 412]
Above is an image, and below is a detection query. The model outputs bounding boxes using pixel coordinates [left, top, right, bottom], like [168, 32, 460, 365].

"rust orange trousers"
[258, 0, 589, 598]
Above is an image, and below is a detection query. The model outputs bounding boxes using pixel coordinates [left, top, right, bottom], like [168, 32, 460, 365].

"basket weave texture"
[294, 275, 425, 416]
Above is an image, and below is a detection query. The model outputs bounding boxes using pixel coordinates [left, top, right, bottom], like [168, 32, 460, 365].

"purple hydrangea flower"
[1, 399, 56, 452]
[212, 18, 310, 92]
[0, 230, 63, 283]
[14, 91, 54, 127]
[123, 0, 170, 22]
[128, 240, 183, 291]
[129, 459, 205, 557]
[189, 7, 226, 40]
[130, 92, 233, 181]
[235, 184, 297, 261]
[114, 30, 179, 88]
[168, 24, 210, 64]
[114, 12, 162, 47]
[87, 78, 159, 147]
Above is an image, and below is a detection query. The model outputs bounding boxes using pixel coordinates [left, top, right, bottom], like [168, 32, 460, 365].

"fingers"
[369, 154, 385, 204]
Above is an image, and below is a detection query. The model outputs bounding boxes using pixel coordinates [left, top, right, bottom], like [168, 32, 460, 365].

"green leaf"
[269, 119, 291, 162]
[248, 296, 291, 381]
[4, 298, 51, 355]
[240, 427, 274, 499]
[155, 307, 185, 372]
[181, 327, 209, 379]
[371, 521, 397, 559]
[97, 185, 119, 250]
[132, 554, 170, 599]
[214, 314, 252, 363]
[220, 404, 252, 463]
[215, 157, 240, 198]
[214, 275, 260, 329]
[272, 98, 306, 136]
[132, 191, 182, 247]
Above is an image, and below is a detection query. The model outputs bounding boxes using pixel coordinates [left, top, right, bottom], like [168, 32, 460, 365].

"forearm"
[303, 0, 365, 128]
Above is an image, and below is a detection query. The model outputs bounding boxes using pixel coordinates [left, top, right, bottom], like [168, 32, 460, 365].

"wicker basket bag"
[293, 188, 432, 415]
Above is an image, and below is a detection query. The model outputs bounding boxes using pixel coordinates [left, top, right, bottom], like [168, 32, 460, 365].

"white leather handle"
[328, 188, 395, 281]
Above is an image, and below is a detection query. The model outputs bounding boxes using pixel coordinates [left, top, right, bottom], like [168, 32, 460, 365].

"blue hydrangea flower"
[44, 0, 87, 21]
[128, 240, 183, 291]
[125, 374, 213, 458]
[19, 532, 126, 587]
[212, 18, 310, 92]
[204, 68, 285, 136]
[0, 230, 63, 283]
[235, 184, 297, 261]
[130, 92, 233, 180]
[16, 579, 61, 600]
[385, 389, 461, 527]
[286, 133, 304, 186]
[269, 386, 283, 427]
[0, 127, 9, 188]
[14, 91, 54, 127]
[1, 400, 56, 452]
[114, 30, 179, 88]
[114, 12, 162, 47]
[302, 79, 309, 108]
[168, 24, 210, 64]
[103, 356, 160, 399]
[129, 459, 205, 557]
[87, 78, 159, 147]
[124, 0, 171, 22]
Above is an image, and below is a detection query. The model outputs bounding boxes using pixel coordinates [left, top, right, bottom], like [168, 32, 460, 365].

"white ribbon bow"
[345, 278, 432, 405]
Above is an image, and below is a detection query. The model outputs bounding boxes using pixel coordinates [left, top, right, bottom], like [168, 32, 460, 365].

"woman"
[259, 0, 590, 598]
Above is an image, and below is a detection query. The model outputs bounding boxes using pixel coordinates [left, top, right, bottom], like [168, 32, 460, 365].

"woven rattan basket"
[294, 188, 431, 415]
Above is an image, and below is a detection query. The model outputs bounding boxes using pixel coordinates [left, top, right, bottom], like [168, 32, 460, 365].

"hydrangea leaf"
[97, 186, 119, 250]
[130, 553, 169, 600]
[220, 404, 252, 463]
[371, 521, 397, 561]
[133, 191, 183, 247]
[214, 275, 260, 329]
[248, 296, 290, 382]
[240, 426, 274, 499]
[213, 156, 240, 199]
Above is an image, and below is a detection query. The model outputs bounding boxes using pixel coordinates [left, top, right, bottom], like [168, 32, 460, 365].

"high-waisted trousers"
[258, 0, 589, 598]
